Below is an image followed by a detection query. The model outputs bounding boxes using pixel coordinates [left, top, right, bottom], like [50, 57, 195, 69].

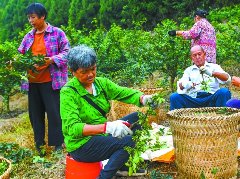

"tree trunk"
[170, 76, 175, 93]
[2, 95, 10, 114]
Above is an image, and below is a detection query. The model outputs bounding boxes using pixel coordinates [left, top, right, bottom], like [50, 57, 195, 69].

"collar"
[29, 23, 52, 36]
[92, 83, 97, 96]
[192, 61, 210, 70]
[71, 77, 98, 96]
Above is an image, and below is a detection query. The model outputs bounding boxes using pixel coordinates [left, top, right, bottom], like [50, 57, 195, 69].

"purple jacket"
[182, 18, 216, 63]
[18, 24, 70, 90]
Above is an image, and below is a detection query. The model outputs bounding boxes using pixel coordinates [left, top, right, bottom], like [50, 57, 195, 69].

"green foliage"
[13, 51, 45, 74]
[152, 19, 191, 91]
[47, 0, 70, 26]
[32, 155, 53, 168]
[209, 5, 240, 65]
[69, 0, 100, 30]
[200, 171, 206, 179]
[0, 143, 33, 164]
[0, 159, 8, 176]
[216, 107, 236, 115]
[99, 0, 128, 29]
[150, 170, 173, 179]
[0, 41, 19, 112]
[211, 168, 218, 175]
[0, 1, 239, 41]
[62, 4, 239, 90]
[200, 73, 212, 92]
[0, 3, 239, 114]
[0, 40, 45, 113]
[125, 95, 166, 176]
[32, 156, 46, 163]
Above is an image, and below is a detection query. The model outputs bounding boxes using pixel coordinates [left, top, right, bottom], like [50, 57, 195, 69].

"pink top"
[182, 18, 216, 63]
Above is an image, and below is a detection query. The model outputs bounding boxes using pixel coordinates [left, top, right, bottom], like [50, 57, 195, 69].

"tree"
[99, 0, 127, 29]
[47, 0, 70, 26]
[0, 41, 19, 113]
[0, 0, 29, 41]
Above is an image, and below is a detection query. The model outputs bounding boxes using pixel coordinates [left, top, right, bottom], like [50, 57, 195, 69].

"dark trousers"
[70, 112, 141, 179]
[170, 88, 231, 110]
[28, 82, 63, 147]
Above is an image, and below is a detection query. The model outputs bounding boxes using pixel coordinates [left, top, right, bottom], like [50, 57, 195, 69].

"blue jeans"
[69, 112, 141, 179]
[170, 88, 231, 110]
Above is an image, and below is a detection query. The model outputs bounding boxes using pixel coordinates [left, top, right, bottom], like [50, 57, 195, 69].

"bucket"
[167, 107, 240, 179]
[65, 154, 102, 179]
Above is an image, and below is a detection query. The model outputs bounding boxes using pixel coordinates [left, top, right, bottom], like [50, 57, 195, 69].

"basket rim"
[0, 156, 12, 178]
[167, 107, 240, 119]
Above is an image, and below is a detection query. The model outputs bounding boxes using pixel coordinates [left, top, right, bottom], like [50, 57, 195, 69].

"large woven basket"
[0, 157, 12, 179]
[107, 88, 165, 123]
[167, 107, 240, 179]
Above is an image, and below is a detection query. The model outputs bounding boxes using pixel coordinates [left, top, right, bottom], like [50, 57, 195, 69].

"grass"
[0, 113, 66, 179]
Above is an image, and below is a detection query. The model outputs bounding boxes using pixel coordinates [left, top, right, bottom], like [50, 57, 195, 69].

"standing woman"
[18, 3, 70, 155]
[168, 9, 216, 63]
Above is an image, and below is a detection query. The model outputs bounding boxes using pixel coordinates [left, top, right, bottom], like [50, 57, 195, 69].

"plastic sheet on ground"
[141, 123, 174, 163]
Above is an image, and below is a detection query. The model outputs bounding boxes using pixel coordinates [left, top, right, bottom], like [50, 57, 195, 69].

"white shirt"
[177, 62, 231, 98]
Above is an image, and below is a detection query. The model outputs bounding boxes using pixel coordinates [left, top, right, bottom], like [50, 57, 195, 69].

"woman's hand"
[105, 120, 133, 138]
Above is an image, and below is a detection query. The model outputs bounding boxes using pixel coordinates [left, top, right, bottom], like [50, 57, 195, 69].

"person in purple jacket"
[18, 2, 70, 156]
[168, 9, 216, 64]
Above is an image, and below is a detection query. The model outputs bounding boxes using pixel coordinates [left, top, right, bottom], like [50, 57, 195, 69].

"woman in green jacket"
[60, 45, 153, 179]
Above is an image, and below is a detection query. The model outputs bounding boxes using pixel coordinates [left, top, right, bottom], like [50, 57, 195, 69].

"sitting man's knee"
[170, 92, 181, 102]
[217, 88, 231, 98]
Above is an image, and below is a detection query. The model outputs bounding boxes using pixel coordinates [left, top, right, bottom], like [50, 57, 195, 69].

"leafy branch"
[124, 94, 166, 176]
[12, 51, 45, 75]
[200, 72, 212, 92]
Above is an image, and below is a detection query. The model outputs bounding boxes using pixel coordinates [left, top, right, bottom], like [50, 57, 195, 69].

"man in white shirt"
[170, 45, 231, 110]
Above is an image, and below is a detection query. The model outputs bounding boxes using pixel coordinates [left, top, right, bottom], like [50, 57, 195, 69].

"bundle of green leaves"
[125, 94, 166, 176]
[12, 51, 45, 75]
[200, 72, 212, 92]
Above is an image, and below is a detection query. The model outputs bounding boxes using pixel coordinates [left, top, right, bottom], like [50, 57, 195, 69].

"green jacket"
[60, 77, 143, 152]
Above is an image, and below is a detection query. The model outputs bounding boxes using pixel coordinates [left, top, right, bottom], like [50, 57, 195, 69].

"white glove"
[199, 66, 213, 77]
[141, 95, 153, 106]
[105, 120, 133, 138]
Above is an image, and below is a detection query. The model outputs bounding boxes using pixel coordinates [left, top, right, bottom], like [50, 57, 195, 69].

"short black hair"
[26, 3, 47, 19]
[194, 9, 208, 18]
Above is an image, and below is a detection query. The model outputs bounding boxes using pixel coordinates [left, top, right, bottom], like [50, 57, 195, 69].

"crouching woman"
[60, 45, 152, 179]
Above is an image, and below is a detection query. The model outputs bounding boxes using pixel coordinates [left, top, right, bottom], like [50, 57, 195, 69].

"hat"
[194, 9, 208, 18]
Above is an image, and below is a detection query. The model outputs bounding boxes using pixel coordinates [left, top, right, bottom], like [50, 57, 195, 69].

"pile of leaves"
[0, 143, 32, 164]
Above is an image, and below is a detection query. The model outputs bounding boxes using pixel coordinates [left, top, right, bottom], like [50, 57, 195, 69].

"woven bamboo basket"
[107, 88, 165, 123]
[0, 157, 12, 179]
[167, 107, 240, 179]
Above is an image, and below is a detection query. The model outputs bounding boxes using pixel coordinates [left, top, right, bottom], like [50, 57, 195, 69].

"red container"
[65, 155, 103, 179]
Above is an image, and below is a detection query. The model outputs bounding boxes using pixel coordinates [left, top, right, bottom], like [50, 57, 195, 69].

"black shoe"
[115, 169, 146, 177]
[54, 145, 63, 151]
